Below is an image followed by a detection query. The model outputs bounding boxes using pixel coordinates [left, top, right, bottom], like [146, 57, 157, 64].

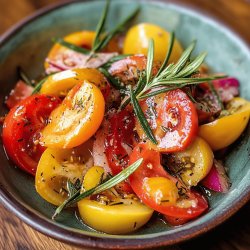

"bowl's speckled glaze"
[0, 0, 249, 249]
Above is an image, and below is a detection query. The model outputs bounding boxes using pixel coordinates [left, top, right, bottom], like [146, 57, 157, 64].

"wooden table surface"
[0, 0, 250, 249]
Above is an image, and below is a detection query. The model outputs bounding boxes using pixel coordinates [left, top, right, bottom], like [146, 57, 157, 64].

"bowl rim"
[0, 0, 250, 249]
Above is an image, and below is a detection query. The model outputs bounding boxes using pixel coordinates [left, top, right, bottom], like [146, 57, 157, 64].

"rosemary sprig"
[52, 158, 143, 219]
[92, 0, 110, 49]
[118, 36, 227, 144]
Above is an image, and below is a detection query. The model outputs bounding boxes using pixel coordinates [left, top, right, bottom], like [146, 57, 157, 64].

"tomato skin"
[137, 89, 198, 153]
[129, 143, 208, 219]
[2, 94, 61, 175]
[104, 110, 135, 193]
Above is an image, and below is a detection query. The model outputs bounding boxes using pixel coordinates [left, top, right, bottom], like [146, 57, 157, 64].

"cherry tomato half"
[35, 142, 93, 206]
[165, 137, 214, 187]
[41, 81, 105, 149]
[199, 97, 250, 150]
[78, 166, 153, 234]
[123, 23, 183, 63]
[2, 94, 61, 175]
[136, 89, 198, 152]
[129, 143, 208, 219]
[40, 68, 110, 101]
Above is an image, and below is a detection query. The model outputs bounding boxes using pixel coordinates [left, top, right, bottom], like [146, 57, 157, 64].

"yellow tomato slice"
[166, 137, 214, 187]
[40, 68, 108, 96]
[123, 23, 183, 63]
[41, 81, 105, 148]
[199, 97, 250, 150]
[78, 198, 153, 234]
[35, 141, 93, 206]
[45, 31, 95, 69]
[77, 166, 153, 234]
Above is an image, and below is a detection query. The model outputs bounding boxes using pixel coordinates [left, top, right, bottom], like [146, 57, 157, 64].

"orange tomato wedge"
[41, 81, 105, 148]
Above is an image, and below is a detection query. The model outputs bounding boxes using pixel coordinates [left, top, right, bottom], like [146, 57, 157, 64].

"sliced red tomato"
[137, 89, 198, 152]
[5, 80, 34, 109]
[105, 110, 135, 174]
[129, 143, 208, 219]
[105, 110, 135, 193]
[2, 94, 61, 175]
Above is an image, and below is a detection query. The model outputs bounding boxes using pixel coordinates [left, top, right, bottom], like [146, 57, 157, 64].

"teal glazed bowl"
[0, 0, 250, 249]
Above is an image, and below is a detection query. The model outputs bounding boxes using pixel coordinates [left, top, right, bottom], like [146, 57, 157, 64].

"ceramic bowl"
[0, 0, 250, 249]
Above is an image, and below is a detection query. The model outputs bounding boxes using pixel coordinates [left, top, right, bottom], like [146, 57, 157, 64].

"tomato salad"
[2, 1, 250, 234]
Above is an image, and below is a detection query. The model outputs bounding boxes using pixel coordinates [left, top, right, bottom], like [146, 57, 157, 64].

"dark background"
[0, 0, 249, 249]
